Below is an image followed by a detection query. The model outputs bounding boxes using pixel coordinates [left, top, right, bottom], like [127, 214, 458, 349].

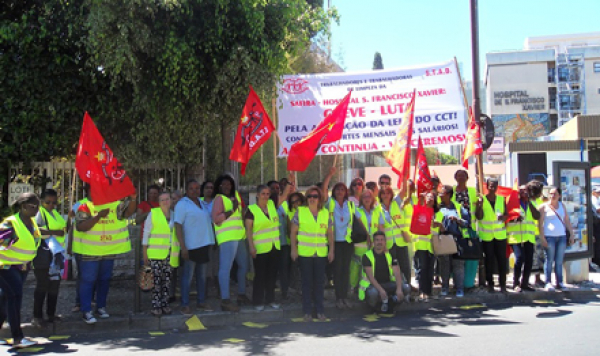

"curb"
[7, 288, 599, 338]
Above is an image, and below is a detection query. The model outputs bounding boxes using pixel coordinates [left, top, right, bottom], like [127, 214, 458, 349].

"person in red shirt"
[135, 185, 161, 236]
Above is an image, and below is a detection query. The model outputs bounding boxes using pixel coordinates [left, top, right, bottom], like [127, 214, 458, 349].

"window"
[595, 62, 600, 73]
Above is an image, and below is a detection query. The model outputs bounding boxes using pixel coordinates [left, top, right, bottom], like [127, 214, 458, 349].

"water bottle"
[381, 298, 389, 312]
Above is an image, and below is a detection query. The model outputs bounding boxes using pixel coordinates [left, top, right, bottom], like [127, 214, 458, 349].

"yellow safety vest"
[358, 249, 395, 300]
[413, 210, 443, 254]
[379, 200, 405, 250]
[328, 199, 355, 244]
[452, 186, 477, 213]
[73, 200, 131, 256]
[477, 195, 506, 241]
[297, 206, 329, 258]
[249, 201, 280, 255]
[146, 208, 180, 267]
[507, 204, 536, 245]
[0, 214, 41, 266]
[356, 207, 382, 256]
[214, 194, 245, 245]
[39, 206, 67, 246]
[531, 197, 543, 235]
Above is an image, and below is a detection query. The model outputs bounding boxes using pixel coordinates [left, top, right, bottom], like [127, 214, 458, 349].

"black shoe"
[521, 285, 535, 292]
[168, 296, 177, 304]
[237, 294, 251, 306]
[487, 286, 495, 293]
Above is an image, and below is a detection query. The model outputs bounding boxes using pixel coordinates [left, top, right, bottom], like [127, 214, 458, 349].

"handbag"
[454, 229, 482, 259]
[410, 204, 434, 236]
[432, 234, 458, 256]
[548, 203, 572, 246]
[350, 203, 368, 244]
[138, 266, 154, 292]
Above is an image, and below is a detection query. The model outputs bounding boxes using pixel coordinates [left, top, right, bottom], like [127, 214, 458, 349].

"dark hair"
[200, 180, 216, 199]
[373, 230, 386, 240]
[41, 189, 58, 200]
[267, 180, 279, 188]
[256, 184, 270, 194]
[215, 174, 237, 198]
[315, 182, 323, 189]
[279, 177, 289, 185]
[305, 186, 324, 210]
[454, 169, 469, 180]
[527, 180, 544, 199]
[331, 182, 349, 202]
[366, 181, 377, 191]
[378, 174, 392, 183]
[148, 184, 161, 194]
[549, 186, 562, 196]
[287, 192, 306, 208]
[442, 185, 454, 199]
[349, 177, 364, 196]
[431, 177, 440, 186]
[486, 177, 499, 186]
[378, 186, 395, 203]
[11, 192, 40, 213]
[426, 191, 440, 213]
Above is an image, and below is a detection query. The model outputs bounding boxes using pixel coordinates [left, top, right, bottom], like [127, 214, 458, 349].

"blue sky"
[330, 0, 600, 81]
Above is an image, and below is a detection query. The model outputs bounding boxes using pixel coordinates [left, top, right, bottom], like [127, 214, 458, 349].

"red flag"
[496, 186, 521, 222]
[414, 136, 433, 195]
[287, 91, 352, 172]
[76, 112, 136, 205]
[229, 86, 275, 175]
[386, 89, 416, 188]
[461, 107, 483, 169]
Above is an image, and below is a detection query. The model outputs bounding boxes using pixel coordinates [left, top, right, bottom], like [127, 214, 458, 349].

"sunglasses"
[306, 194, 319, 199]
[352, 182, 363, 187]
[379, 181, 391, 186]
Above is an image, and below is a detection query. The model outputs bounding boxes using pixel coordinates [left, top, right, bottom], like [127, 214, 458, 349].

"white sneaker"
[83, 311, 97, 324]
[269, 303, 281, 310]
[545, 283, 555, 292]
[558, 282, 567, 290]
[13, 337, 37, 349]
[254, 305, 265, 311]
[96, 308, 110, 319]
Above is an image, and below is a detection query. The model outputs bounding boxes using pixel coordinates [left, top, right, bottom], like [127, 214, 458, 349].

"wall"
[585, 58, 600, 115]
[507, 150, 587, 187]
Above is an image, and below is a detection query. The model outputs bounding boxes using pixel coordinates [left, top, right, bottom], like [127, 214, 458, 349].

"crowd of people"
[0, 168, 575, 349]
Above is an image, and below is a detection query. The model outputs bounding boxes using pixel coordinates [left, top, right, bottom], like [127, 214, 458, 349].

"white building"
[485, 32, 600, 144]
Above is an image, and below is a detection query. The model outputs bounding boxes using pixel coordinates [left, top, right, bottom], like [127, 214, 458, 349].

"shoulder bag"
[548, 203, 572, 246]
[349, 202, 368, 244]
[454, 228, 482, 259]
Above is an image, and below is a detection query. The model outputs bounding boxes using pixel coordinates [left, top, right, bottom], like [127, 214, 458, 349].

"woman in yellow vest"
[290, 186, 334, 322]
[0, 193, 43, 349]
[212, 174, 250, 311]
[351, 189, 384, 292]
[378, 186, 411, 286]
[527, 180, 546, 287]
[143, 192, 180, 316]
[32, 189, 67, 328]
[475, 178, 509, 293]
[282, 192, 305, 297]
[245, 185, 281, 310]
[507, 185, 540, 292]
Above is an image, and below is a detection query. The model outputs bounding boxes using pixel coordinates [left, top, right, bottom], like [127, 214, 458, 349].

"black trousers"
[33, 268, 61, 319]
[593, 222, 600, 265]
[482, 239, 508, 287]
[279, 245, 292, 296]
[333, 242, 353, 300]
[252, 249, 280, 305]
[414, 250, 435, 296]
[512, 242, 534, 287]
[390, 245, 411, 284]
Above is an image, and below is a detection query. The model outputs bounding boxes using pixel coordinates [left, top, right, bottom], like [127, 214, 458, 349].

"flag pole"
[272, 94, 278, 180]
[454, 56, 484, 194]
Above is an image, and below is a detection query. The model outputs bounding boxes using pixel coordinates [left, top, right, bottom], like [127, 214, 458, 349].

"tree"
[373, 52, 384, 70]
[424, 148, 458, 165]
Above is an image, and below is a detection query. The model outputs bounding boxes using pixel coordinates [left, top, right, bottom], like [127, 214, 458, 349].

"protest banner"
[277, 60, 467, 157]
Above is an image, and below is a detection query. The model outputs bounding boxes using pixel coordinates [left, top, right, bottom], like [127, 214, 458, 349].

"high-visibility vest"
[297, 206, 329, 258]
[531, 197, 543, 235]
[328, 199, 355, 244]
[214, 194, 245, 245]
[39, 206, 67, 246]
[356, 207, 382, 256]
[248, 200, 280, 254]
[358, 249, 395, 300]
[452, 186, 477, 213]
[477, 195, 507, 241]
[0, 214, 41, 266]
[379, 200, 405, 250]
[507, 204, 536, 245]
[73, 200, 131, 256]
[146, 208, 180, 267]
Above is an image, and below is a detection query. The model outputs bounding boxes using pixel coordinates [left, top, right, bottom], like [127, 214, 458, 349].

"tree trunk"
[221, 120, 231, 174]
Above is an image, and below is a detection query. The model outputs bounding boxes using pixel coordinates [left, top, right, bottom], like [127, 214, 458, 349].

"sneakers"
[556, 282, 567, 290]
[221, 299, 241, 312]
[456, 289, 464, 298]
[13, 337, 37, 349]
[521, 285, 535, 292]
[269, 303, 281, 310]
[96, 308, 110, 319]
[545, 283, 555, 292]
[254, 305, 265, 311]
[180, 306, 192, 315]
[83, 311, 97, 324]
[440, 288, 448, 296]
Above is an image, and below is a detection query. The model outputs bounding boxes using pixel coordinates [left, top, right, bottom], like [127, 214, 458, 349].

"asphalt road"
[7, 298, 600, 355]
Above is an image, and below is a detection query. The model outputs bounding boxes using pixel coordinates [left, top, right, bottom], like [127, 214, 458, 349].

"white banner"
[277, 60, 467, 157]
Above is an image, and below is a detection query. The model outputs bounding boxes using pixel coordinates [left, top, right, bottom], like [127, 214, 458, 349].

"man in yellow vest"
[74, 192, 137, 324]
[507, 185, 540, 292]
[358, 231, 409, 313]
[475, 178, 508, 293]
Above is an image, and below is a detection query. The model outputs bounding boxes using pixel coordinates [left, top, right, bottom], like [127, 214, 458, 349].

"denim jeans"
[180, 258, 208, 306]
[298, 256, 327, 315]
[79, 259, 114, 313]
[0, 268, 28, 341]
[218, 239, 248, 300]
[512, 242, 534, 287]
[544, 235, 567, 285]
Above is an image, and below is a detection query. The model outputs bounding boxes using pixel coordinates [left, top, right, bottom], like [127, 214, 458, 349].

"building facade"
[486, 32, 600, 145]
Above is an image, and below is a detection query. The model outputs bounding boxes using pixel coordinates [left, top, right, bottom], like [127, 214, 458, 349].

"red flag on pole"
[386, 89, 416, 188]
[414, 136, 433, 195]
[287, 91, 352, 172]
[76, 112, 136, 205]
[461, 107, 483, 169]
[229, 85, 275, 175]
[494, 185, 521, 222]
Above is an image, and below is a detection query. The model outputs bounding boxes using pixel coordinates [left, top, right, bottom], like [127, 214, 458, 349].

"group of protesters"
[0, 167, 573, 348]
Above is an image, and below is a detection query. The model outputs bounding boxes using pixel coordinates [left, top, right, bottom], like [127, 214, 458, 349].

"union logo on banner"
[281, 78, 309, 94]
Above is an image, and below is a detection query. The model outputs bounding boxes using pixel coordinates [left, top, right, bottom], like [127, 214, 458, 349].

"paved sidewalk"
[3, 271, 600, 338]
